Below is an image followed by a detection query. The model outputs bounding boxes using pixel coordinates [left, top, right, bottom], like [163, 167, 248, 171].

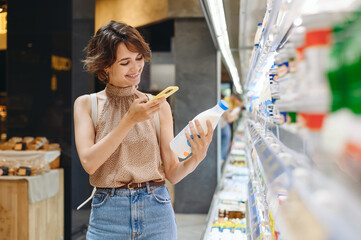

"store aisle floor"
[72, 210, 207, 239]
[176, 213, 207, 240]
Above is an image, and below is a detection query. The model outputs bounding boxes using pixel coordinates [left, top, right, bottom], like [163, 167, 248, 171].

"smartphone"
[148, 86, 179, 102]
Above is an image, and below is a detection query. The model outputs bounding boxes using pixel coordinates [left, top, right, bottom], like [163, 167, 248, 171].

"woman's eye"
[120, 62, 129, 66]
[136, 56, 143, 61]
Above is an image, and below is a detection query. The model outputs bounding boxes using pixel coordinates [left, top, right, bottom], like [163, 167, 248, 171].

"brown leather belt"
[119, 180, 165, 190]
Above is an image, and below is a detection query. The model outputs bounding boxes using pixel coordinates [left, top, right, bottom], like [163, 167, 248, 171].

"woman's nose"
[130, 62, 140, 72]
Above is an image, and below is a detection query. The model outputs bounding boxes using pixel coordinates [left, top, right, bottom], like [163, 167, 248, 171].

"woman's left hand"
[185, 119, 214, 162]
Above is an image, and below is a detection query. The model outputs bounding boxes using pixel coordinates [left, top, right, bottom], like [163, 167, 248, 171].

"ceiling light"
[202, 0, 243, 93]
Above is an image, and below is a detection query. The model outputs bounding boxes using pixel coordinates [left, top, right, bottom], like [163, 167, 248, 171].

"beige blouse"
[89, 84, 165, 188]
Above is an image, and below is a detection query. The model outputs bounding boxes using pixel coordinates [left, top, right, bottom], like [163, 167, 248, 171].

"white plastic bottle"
[254, 23, 263, 45]
[230, 106, 241, 117]
[170, 100, 229, 159]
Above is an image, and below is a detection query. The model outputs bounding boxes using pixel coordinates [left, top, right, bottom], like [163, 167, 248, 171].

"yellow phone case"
[148, 86, 179, 102]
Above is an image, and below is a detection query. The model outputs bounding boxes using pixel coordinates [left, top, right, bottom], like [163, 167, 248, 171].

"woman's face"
[106, 42, 145, 87]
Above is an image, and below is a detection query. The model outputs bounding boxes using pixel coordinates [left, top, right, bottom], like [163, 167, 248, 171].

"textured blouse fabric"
[89, 84, 165, 188]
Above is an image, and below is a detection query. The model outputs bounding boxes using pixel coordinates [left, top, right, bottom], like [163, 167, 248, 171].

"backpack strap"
[146, 93, 160, 145]
[90, 93, 98, 128]
[154, 111, 160, 145]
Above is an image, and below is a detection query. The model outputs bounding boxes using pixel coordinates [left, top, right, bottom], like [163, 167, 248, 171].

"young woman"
[73, 20, 215, 240]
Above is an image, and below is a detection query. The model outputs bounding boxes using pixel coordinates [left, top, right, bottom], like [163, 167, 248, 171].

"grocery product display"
[202, 120, 249, 240]
[0, 136, 61, 176]
[204, 0, 361, 239]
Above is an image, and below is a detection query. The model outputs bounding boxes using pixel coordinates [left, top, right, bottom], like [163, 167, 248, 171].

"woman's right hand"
[125, 95, 166, 124]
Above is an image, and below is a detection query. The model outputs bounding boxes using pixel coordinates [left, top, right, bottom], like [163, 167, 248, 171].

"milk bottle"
[170, 100, 229, 159]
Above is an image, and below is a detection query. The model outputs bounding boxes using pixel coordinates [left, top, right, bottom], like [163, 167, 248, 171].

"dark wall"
[71, 0, 95, 210]
[7, 0, 72, 142]
[138, 20, 174, 52]
[0, 51, 6, 92]
[7, 0, 72, 238]
[174, 18, 220, 213]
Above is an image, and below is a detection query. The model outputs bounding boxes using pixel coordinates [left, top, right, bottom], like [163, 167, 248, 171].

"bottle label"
[273, 74, 279, 83]
[269, 73, 276, 81]
[278, 62, 289, 78]
[289, 59, 296, 73]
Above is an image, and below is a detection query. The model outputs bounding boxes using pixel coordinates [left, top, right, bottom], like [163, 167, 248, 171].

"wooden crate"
[0, 169, 64, 240]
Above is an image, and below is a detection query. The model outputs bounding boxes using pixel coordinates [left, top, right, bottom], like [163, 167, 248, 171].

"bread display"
[0, 136, 61, 176]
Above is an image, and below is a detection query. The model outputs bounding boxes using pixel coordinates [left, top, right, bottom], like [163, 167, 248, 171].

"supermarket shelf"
[252, 115, 305, 154]
[277, 126, 305, 154]
[240, 0, 361, 239]
[201, 155, 229, 240]
[201, 154, 247, 239]
[202, 123, 249, 240]
[245, 0, 304, 90]
[245, 0, 280, 88]
[247, 118, 361, 240]
[201, 190, 221, 240]
[292, 170, 361, 240]
[248, 120, 292, 193]
[245, 201, 251, 239]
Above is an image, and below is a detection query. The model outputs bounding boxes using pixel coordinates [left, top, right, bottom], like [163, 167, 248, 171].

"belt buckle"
[127, 182, 134, 190]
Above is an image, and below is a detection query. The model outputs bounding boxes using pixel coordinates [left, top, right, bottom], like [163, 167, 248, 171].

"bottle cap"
[219, 100, 229, 111]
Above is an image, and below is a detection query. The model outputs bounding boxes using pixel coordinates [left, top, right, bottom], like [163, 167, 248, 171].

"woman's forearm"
[79, 113, 135, 174]
[165, 156, 201, 184]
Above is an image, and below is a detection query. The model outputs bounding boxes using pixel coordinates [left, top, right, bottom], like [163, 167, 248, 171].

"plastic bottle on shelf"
[277, 51, 289, 80]
[275, 50, 290, 106]
[287, 43, 296, 75]
[297, 13, 339, 130]
[233, 229, 246, 240]
[250, 43, 260, 67]
[282, 43, 297, 103]
[209, 227, 221, 240]
[261, 3, 272, 36]
[254, 23, 263, 45]
[260, 76, 272, 119]
[326, 24, 345, 112]
[221, 228, 232, 240]
[342, 11, 361, 114]
[269, 64, 280, 101]
[292, 26, 307, 110]
[170, 100, 229, 159]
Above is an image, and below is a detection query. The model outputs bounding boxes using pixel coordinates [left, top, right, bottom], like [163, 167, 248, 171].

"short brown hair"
[83, 20, 151, 83]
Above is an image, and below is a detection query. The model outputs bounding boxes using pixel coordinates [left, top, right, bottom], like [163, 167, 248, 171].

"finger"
[137, 95, 148, 103]
[147, 97, 165, 107]
[133, 99, 148, 109]
[194, 119, 205, 138]
[184, 128, 194, 147]
[188, 121, 199, 139]
[206, 120, 214, 139]
[148, 102, 164, 112]
[189, 122, 201, 147]
[148, 106, 161, 117]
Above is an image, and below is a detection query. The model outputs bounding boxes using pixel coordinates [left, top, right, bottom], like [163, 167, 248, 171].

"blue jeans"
[221, 123, 231, 161]
[86, 184, 177, 240]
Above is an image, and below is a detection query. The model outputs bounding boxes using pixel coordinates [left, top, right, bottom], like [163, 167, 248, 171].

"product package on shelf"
[202, 123, 249, 240]
[0, 136, 61, 176]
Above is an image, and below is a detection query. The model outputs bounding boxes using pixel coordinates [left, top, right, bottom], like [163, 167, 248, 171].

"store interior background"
[0, 0, 242, 239]
[3, 0, 361, 239]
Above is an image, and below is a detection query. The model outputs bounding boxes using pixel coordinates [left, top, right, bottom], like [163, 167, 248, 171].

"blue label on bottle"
[264, 100, 272, 116]
[187, 134, 201, 147]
